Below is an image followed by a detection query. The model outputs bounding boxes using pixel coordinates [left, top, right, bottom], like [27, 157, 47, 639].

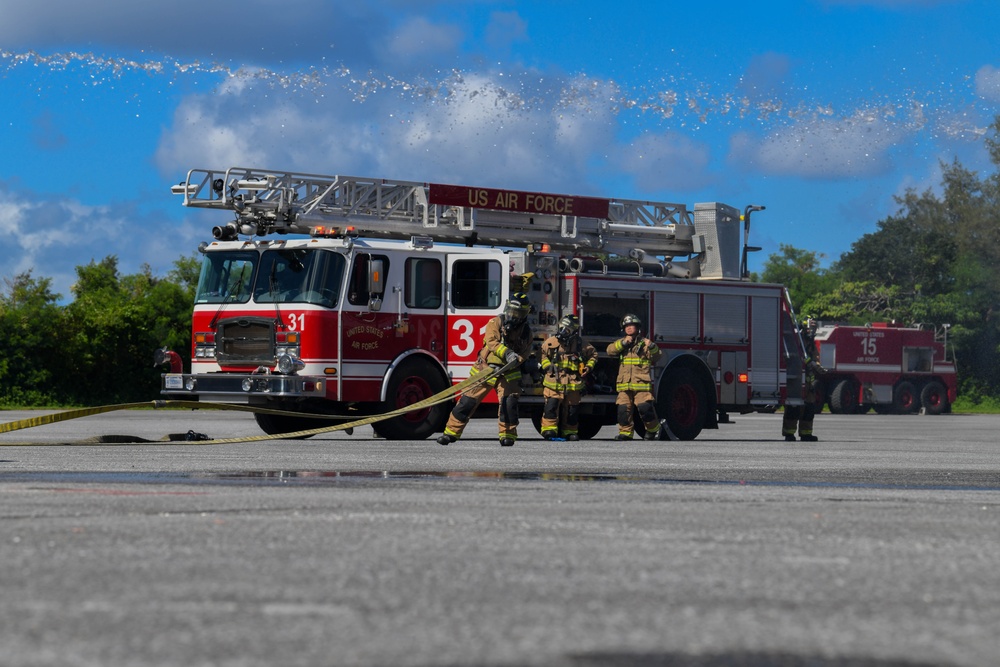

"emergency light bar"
[310, 225, 357, 238]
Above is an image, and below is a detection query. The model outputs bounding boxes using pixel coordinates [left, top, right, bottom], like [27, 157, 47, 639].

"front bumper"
[161, 373, 327, 403]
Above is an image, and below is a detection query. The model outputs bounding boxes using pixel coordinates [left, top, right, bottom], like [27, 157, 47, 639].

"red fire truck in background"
[812, 322, 957, 415]
[160, 167, 808, 440]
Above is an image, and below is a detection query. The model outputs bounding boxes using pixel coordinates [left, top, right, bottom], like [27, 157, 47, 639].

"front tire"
[372, 358, 451, 440]
[253, 412, 343, 438]
[829, 379, 858, 414]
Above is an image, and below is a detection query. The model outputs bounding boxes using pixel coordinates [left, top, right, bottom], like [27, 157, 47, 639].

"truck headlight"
[275, 354, 305, 375]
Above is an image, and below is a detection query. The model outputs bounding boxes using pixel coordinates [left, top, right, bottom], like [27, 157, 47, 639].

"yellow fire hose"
[0, 361, 515, 446]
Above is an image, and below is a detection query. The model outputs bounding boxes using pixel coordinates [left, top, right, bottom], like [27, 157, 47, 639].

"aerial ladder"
[172, 167, 758, 279]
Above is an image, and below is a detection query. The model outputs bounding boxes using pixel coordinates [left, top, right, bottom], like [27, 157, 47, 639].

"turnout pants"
[443, 373, 523, 442]
[615, 389, 660, 439]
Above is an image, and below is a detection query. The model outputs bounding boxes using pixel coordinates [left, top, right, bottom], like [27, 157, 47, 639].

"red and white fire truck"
[160, 167, 808, 440]
[811, 322, 957, 415]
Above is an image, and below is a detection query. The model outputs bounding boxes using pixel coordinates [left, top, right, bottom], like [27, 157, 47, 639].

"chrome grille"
[216, 317, 274, 364]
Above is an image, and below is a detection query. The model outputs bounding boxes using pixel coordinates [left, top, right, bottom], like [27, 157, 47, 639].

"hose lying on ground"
[0, 361, 515, 447]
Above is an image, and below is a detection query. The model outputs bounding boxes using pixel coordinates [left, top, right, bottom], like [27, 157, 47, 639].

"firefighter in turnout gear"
[783, 317, 823, 442]
[539, 315, 598, 441]
[607, 314, 662, 440]
[437, 292, 534, 447]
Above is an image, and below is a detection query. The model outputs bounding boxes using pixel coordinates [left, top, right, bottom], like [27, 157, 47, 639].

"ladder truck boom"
[171, 167, 728, 264]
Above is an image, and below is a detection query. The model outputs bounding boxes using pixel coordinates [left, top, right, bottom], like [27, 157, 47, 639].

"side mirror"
[368, 258, 385, 311]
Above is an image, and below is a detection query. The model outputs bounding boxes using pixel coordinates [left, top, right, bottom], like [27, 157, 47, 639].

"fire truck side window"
[450, 260, 503, 309]
[348, 254, 391, 306]
[195, 252, 256, 304]
[405, 258, 442, 309]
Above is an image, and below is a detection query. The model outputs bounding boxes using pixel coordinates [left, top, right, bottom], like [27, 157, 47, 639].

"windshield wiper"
[209, 264, 248, 330]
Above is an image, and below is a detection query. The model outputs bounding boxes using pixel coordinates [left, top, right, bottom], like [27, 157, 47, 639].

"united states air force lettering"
[853, 330, 883, 361]
[347, 325, 384, 351]
[466, 188, 578, 215]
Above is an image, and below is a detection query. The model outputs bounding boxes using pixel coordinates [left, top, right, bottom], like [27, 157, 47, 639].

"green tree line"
[3, 119, 1000, 408]
[760, 117, 1000, 406]
[0, 255, 199, 407]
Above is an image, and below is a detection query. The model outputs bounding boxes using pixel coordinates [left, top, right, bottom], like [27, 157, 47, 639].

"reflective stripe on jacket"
[607, 336, 661, 392]
[540, 335, 597, 392]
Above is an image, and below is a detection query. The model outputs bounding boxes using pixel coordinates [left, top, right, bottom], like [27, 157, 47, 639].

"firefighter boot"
[784, 434, 796, 442]
[800, 434, 819, 442]
[500, 437, 515, 447]
[439, 412, 468, 446]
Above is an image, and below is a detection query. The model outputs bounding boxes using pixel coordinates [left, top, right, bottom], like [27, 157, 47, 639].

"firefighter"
[607, 313, 662, 440]
[539, 314, 598, 441]
[783, 317, 823, 442]
[437, 292, 533, 447]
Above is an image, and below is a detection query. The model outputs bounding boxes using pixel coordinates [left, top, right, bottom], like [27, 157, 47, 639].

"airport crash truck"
[159, 167, 809, 440]
[811, 322, 957, 415]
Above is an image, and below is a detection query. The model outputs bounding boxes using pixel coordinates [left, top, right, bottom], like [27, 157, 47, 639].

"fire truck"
[811, 322, 957, 415]
[160, 167, 807, 440]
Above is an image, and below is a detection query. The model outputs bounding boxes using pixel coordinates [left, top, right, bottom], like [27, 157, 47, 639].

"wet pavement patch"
[0, 469, 998, 491]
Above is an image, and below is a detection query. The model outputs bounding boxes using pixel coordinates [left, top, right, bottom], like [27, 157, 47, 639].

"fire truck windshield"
[195, 248, 345, 308]
[195, 251, 255, 304]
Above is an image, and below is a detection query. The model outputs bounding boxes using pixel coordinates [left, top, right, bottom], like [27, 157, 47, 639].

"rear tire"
[658, 367, 709, 441]
[893, 381, 918, 414]
[920, 381, 948, 415]
[531, 409, 607, 440]
[373, 358, 451, 440]
[576, 416, 605, 440]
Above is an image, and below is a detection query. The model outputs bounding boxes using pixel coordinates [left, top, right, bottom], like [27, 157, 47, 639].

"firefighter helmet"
[803, 317, 817, 334]
[504, 292, 530, 324]
[557, 314, 580, 338]
[621, 313, 642, 330]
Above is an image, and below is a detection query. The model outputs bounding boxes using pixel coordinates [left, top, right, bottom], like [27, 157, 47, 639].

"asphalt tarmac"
[0, 408, 998, 666]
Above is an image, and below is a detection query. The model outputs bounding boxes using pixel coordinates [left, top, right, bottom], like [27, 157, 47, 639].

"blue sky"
[2, 0, 999, 300]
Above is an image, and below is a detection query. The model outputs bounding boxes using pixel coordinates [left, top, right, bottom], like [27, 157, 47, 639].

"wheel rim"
[394, 375, 433, 423]
[925, 389, 941, 408]
[670, 384, 699, 428]
[901, 390, 915, 410]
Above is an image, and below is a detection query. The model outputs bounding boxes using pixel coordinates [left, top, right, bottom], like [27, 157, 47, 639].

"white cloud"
[739, 52, 793, 101]
[729, 109, 911, 178]
[485, 11, 528, 52]
[385, 16, 463, 62]
[974, 65, 1000, 103]
[155, 69, 624, 195]
[0, 183, 202, 301]
[0, 1, 394, 67]
[614, 132, 713, 192]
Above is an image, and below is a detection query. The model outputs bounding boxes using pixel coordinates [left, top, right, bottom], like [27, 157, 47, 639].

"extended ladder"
[172, 167, 710, 259]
